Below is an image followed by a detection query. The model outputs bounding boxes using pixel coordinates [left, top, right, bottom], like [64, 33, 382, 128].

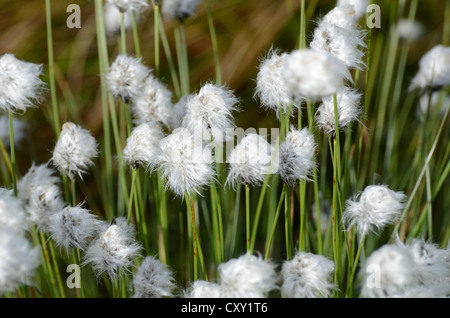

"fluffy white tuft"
[316, 87, 362, 135]
[281, 252, 336, 298]
[226, 133, 277, 188]
[123, 122, 165, 170]
[282, 48, 351, 101]
[184, 280, 222, 298]
[254, 49, 296, 117]
[51, 122, 98, 179]
[161, 0, 201, 21]
[0, 188, 29, 233]
[279, 127, 317, 186]
[131, 74, 173, 128]
[132, 256, 176, 298]
[323, 5, 359, 29]
[0, 226, 40, 294]
[106, 54, 151, 103]
[48, 205, 103, 252]
[342, 185, 407, 237]
[410, 44, 450, 91]
[106, 0, 148, 13]
[395, 19, 425, 41]
[336, 0, 369, 21]
[83, 217, 142, 280]
[0, 53, 45, 112]
[104, 2, 137, 38]
[157, 127, 214, 197]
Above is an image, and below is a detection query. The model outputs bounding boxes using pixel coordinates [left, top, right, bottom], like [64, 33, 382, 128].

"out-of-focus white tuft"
[132, 256, 176, 298]
[0, 53, 45, 112]
[104, 2, 137, 38]
[0, 188, 29, 233]
[254, 49, 296, 117]
[156, 127, 214, 197]
[48, 205, 104, 252]
[316, 88, 362, 135]
[279, 127, 316, 186]
[342, 185, 406, 237]
[161, 0, 201, 21]
[123, 123, 165, 170]
[336, 0, 369, 21]
[281, 252, 336, 298]
[83, 217, 142, 280]
[0, 226, 40, 294]
[51, 122, 99, 180]
[106, 0, 148, 13]
[410, 45, 450, 91]
[395, 19, 425, 41]
[184, 280, 222, 298]
[282, 48, 351, 101]
[218, 254, 279, 298]
[17, 163, 65, 231]
[226, 133, 278, 188]
[106, 54, 151, 103]
[131, 74, 173, 128]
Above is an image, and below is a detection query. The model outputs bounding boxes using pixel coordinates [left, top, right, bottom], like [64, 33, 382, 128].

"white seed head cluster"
[162, 0, 201, 21]
[106, 0, 148, 13]
[106, 54, 151, 103]
[131, 74, 174, 127]
[104, 2, 137, 38]
[342, 185, 407, 237]
[279, 127, 316, 186]
[184, 280, 222, 298]
[123, 123, 165, 170]
[316, 88, 362, 135]
[0, 226, 40, 294]
[281, 252, 336, 298]
[132, 256, 176, 298]
[17, 163, 65, 231]
[336, 0, 369, 21]
[359, 241, 450, 298]
[48, 205, 103, 252]
[83, 217, 142, 280]
[51, 122, 98, 180]
[182, 83, 239, 139]
[410, 44, 450, 91]
[0, 53, 45, 112]
[226, 133, 277, 188]
[418, 91, 450, 117]
[0, 115, 27, 148]
[395, 19, 425, 41]
[254, 49, 295, 117]
[0, 188, 29, 233]
[157, 127, 214, 197]
[219, 254, 279, 298]
[310, 18, 366, 70]
[282, 48, 351, 101]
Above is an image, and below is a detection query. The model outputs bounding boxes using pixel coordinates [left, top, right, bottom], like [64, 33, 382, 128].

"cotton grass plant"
[0, 0, 449, 299]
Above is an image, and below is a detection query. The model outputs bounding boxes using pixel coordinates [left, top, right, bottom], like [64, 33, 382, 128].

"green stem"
[205, 0, 222, 85]
[265, 184, 286, 260]
[245, 184, 251, 252]
[131, 11, 141, 58]
[153, 5, 160, 75]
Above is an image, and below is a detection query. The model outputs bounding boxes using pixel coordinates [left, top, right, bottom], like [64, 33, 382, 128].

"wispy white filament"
[0, 53, 45, 112]
[51, 122, 99, 179]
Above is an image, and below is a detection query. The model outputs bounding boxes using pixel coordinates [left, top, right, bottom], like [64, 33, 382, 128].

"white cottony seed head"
[342, 185, 407, 237]
[184, 280, 222, 298]
[106, 0, 148, 13]
[123, 123, 165, 170]
[359, 244, 419, 298]
[162, 0, 201, 21]
[17, 163, 65, 231]
[336, 0, 369, 21]
[0, 226, 40, 294]
[279, 127, 316, 186]
[106, 54, 151, 103]
[0, 53, 45, 112]
[83, 217, 142, 280]
[395, 19, 425, 41]
[310, 20, 366, 70]
[104, 2, 137, 38]
[282, 48, 351, 101]
[51, 122, 98, 179]
[132, 256, 176, 298]
[218, 254, 279, 298]
[157, 127, 214, 197]
[281, 252, 336, 298]
[0, 188, 29, 233]
[49, 205, 103, 252]
[254, 49, 296, 117]
[410, 44, 450, 91]
[169, 94, 191, 130]
[226, 133, 278, 188]
[316, 87, 362, 135]
[132, 74, 173, 128]
[323, 5, 359, 29]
